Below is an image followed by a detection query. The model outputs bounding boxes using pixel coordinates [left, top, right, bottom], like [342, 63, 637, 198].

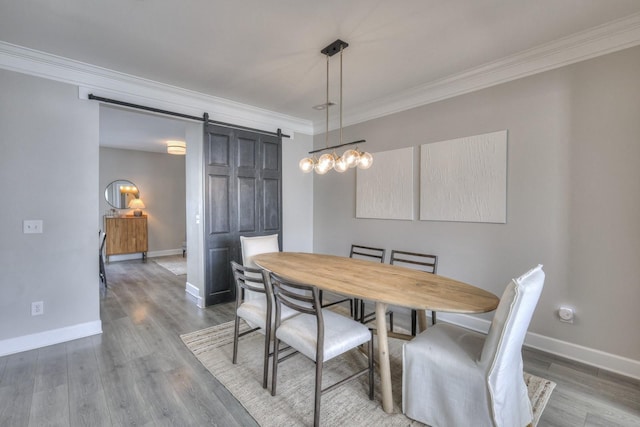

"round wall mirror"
[105, 180, 140, 209]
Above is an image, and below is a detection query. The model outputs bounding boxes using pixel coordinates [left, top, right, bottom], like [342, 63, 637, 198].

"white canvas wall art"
[356, 147, 414, 220]
[420, 130, 507, 223]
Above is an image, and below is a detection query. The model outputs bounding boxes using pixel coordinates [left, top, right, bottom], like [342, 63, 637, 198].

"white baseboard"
[524, 331, 640, 381]
[438, 312, 640, 380]
[107, 253, 145, 262]
[148, 249, 183, 258]
[107, 248, 183, 263]
[185, 281, 204, 308]
[0, 320, 102, 357]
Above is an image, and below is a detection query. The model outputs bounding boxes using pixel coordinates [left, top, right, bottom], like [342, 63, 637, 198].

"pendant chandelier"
[299, 39, 373, 174]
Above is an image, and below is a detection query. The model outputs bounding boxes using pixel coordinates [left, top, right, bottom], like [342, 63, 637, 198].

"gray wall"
[99, 147, 186, 255]
[283, 133, 314, 252]
[184, 121, 205, 304]
[0, 67, 314, 352]
[0, 69, 100, 346]
[313, 46, 640, 363]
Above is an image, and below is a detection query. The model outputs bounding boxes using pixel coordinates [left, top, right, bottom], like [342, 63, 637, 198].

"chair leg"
[389, 311, 394, 332]
[271, 337, 281, 396]
[368, 331, 374, 400]
[314, 356, 323, 427]
[432, 311, 437, 325]
[232, 316, 241, 364]
[411, 309, 417, 336]
[262, 328, 271, 389]
[99, 256, 107, 288]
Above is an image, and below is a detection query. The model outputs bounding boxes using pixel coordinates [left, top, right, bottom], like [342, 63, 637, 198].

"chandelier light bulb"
[318, 153, 335, 171]
[315, 162, 330, 174]
[342, 149, 360, 168]
[315, 153, 334, 174]
[299, 157, 315, 173]
[357, 151, 374, 169]
[334, 154, 348, 172]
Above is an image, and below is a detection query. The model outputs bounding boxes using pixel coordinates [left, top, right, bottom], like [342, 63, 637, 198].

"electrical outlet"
[558, 306, 574, 323]
[23, 220, 43, 234]
[31, 301, 44, 316]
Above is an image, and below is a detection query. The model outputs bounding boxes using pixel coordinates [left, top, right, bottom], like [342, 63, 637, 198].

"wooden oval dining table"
[253, 251, 500, 414]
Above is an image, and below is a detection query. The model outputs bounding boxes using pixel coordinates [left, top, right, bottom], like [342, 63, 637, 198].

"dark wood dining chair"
[230, 260, 300, 389]
[348, 245, 395, 328]
[319, 244, 385, 318]
[99, 230, 107, 288]
[267, 271, 374, 427]
[389, 250, 438, 335]
[230, 261, 273, 388]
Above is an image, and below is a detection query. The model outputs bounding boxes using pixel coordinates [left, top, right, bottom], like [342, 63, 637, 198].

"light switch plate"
[23, 220, 43, 234]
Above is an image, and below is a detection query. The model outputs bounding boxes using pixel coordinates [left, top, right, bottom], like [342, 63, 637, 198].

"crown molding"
[0, 41, 314, 136]
[3, 12, 640, 136]
[319, 12, 640, 132]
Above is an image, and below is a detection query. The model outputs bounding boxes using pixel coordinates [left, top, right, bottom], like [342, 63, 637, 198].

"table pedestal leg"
[375, 302, 393, 413]
[417, 309, 428, 333]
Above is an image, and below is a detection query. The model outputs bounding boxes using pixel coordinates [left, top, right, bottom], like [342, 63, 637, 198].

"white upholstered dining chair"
[267, 271, 374, 427]
[403, 264, 545, 427]
[231, 234, 292, 388]
[241, 234, 279, 267]
[240, 234, 279, 301]
[230, 261, 273, 388]
[230, 260, 302, 388]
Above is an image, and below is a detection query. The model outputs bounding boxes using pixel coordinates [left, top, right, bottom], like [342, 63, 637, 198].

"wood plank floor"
[0, 258, 638, 426]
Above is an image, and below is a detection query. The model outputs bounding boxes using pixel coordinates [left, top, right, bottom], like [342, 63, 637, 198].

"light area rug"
[153, 255, 187, 275]
[181, 321, 555, 427]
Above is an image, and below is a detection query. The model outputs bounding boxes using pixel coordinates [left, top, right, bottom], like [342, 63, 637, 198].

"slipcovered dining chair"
[389, 250, 438, 335]
[403, 265, 545, 427]
[267, 271, 374, 427]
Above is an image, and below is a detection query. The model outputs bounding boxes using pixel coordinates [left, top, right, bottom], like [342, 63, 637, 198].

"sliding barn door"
[203, 124, 282, 306]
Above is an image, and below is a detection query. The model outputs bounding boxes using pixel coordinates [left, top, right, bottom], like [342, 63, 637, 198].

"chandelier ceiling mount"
[299, 39, 373, 174]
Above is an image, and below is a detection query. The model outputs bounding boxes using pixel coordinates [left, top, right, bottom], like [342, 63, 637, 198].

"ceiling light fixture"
[312, 102, 336, 111]
[167, 140, 186, 155]
[299, 39, 373, 174]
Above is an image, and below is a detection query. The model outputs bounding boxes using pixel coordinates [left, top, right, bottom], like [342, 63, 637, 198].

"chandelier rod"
[340, 45, 344, 146]
[308, 139, 366, 155]
[325, 52, 330, 150]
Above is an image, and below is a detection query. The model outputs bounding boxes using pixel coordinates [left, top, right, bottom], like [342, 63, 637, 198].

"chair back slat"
[231, 261, 268, 295]
[269, 272, 319, 317]
[350, 244, 385, 263]
[389, 250, 438, 274]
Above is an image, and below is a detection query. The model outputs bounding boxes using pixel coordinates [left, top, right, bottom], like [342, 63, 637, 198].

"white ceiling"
[2, 0, 640, 152]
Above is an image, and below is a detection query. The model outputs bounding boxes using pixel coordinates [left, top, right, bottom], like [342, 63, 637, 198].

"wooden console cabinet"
[104, 215, 148, 262]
